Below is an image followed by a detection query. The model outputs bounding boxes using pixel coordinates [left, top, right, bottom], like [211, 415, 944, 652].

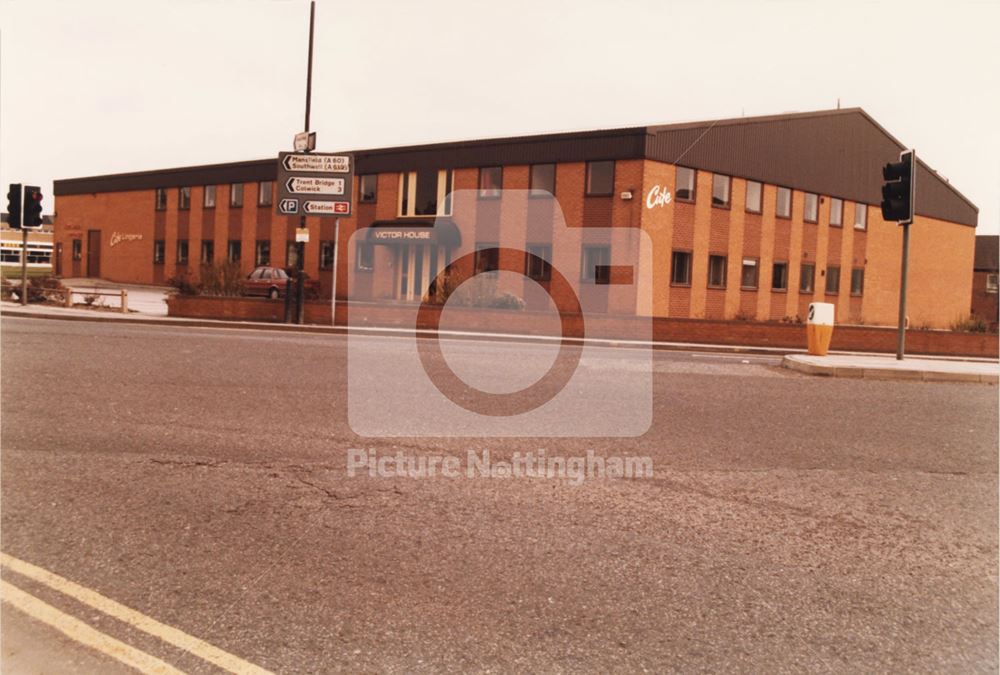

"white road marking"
[1, 552, 273, 675]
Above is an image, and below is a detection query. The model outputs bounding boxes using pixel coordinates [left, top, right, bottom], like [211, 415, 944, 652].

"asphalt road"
[1, 316, 997, 673]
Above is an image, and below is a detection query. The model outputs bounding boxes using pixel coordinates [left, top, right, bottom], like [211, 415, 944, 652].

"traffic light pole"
[19, 227, 28, 306]
[896, 223, 910, 360]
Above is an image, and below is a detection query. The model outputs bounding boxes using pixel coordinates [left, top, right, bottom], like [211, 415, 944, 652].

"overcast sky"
[1, 0, 998, 234]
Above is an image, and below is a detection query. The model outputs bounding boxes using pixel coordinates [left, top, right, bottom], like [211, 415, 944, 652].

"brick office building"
[52, 108, 978, 327]
[971, 235, 998, 329]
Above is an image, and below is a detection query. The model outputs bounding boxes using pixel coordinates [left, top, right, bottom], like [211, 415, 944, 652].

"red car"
[244, 266, 320, 300]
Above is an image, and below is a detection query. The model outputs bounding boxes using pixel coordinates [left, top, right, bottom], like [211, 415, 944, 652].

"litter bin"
[807, 302, 834, 356]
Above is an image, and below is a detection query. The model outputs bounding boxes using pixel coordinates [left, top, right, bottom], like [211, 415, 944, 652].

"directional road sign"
[276, 152, 353, 218]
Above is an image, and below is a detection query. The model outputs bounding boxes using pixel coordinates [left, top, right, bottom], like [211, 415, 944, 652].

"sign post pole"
[294, 0, 316, 325]
[20, 226, 28, 306]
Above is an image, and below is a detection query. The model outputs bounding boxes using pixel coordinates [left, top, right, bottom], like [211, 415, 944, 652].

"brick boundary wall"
[167, 296, 999, 358]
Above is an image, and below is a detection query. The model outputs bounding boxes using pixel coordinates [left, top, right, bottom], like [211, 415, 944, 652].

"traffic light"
[6, 183, 22, 229]
[23, 186, 43, 228]
[881, 149, 915, 225]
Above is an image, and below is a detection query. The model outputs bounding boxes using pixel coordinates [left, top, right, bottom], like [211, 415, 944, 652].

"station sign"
[276, 151, 353, 217]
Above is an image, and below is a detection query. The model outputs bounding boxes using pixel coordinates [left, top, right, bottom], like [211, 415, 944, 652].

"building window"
[825, 265, 841, 295]
[671, 250, 692, 285]
[258, 181, 273, 207]
[478, 166, 502, 198]
[854, 203, 867, 230]
[800, 263, 815, 293]
[153, 240, 165, 265]
[745, 181, 762, 213]
[255, 240, 270, 266]
[72, 239, 82, 260]
[203, 185, 217, 209]
[851, 267, 865, 296]
[676, 167, 696, 202]
[772, 262, 788, 290]
[155, 188, 167, 211]
[320, 241, 335, 269]
[711, 175, 731, 208]
[356, 242, 374, 271]
[178, 187, 191, 210]
[585, 161, 615, 196]
[230, 183, 244, 208]
[474, 243, 500, 275]
[286, 241, 300, 268]
[228, 240, 241, 263]
[201, 240, 214, 264]
[176, 239, 189, 265]
[529, 164, 556, 197]
[1, 248, 19, 264]
[399, 169, 453, 217]
[359, 175, 377, 203]
[987, 273, 999, 293]
[803, 193, 818, 223]
[708, 254, 727, 288]
[776, 187, 792, 218]
[525, 244, 552, 281]
[582, 245, 611, 284]
[829, 197, 843, 227]
[741, 258, 758, 289]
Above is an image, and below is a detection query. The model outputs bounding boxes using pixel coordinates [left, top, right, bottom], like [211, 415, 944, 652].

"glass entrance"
[397, 244, 443, 301]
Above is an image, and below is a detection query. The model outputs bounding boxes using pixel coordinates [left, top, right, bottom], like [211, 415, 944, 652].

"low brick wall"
[168, 296, 999, 358]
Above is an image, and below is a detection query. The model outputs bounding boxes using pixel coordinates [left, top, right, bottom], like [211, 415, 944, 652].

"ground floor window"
[153, 240, 165, 265]
[799, 263, 815, 293]
[825, 265, 841, 295]
[177, 239, 189, 265]
[320, 241, 335, 270]
[772, 262, 788, 290]
[582, 245, 611, 284]
[0, 248, 19, 264]
[988, 273, 999, 293]
[741, 258, 758, 289]
[707, 254, 727, 288]
[851, 267, 865, 296]
[474, 243, 499, 275]
[201, 240, 214, 264]
[671, 251, 692, 286]
[72, 239, 82, 260]
[228, 240, 241, 264]
[356, 243, 374, 271]
[255, 240, 270, 266]
[525, 244, 552, 282]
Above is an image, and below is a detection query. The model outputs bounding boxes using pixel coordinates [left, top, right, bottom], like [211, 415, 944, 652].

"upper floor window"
[359, 175, 377, 203]
[803, 193, 818, 223]
[204, 185, 217, 209]
[676, 167, 696, 202]
[478, 166, 502, 198]
[399, 169, 453, 217]
[776, 187, 792, 218]
[230, 183, 244, 208]
[585, 161, 615, 196]
[179, 187, 191, 210]
[711, 175, 731, 208]
[854, 203, 867, 230]
[829, 197, 843, 226]
[745, 181, 762, 213]
[530, 164, 556, 197]
[155, 188, 167, 211]
[258, 181, 273, 207]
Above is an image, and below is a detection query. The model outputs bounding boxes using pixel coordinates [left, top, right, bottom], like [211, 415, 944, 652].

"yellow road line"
[1, 552, 273, 675]
[1, 579, 184, 675]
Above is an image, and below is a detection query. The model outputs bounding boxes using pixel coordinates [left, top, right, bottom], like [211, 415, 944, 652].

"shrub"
[200, 262, 245, 297]
[950, 314, 988, 333]
[167, 272, 201, 296]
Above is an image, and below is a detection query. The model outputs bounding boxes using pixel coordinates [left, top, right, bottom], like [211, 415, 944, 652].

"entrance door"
[397, 244, 440, 301]
[86, 230, 101, 278]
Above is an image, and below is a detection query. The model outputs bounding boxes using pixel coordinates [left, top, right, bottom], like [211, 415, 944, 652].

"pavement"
[1, 316, 997, 673]
[784, 353, 1000, 383]
[59, 278, 170, 316]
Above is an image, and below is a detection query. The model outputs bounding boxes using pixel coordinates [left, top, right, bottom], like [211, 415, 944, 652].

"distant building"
[971, 235, 998, 329]
[0, 214, 55, 273]
[52, 108, 979, 327]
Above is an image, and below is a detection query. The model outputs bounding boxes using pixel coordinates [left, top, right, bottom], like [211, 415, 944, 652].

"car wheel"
[269, 287, 280, 300]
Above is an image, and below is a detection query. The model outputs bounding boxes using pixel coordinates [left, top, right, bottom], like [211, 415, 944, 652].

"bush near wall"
[167, 296, 999, 358]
